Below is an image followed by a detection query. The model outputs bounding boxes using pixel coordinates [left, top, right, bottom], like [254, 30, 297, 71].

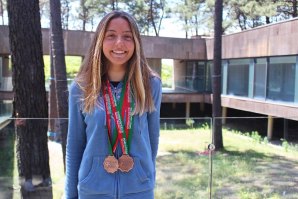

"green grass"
[156, 129, 298, 199]
[43, 55, 82, 80]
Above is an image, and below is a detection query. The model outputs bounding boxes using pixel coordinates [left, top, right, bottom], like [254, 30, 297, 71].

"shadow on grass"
[213, 149, 298, 198]
[156, 150, 211, 199]
[20, 186, 53, 199]
[156, 148, 298, 198]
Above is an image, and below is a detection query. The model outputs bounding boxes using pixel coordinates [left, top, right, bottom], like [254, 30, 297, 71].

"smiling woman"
[65, 11, 162, 199]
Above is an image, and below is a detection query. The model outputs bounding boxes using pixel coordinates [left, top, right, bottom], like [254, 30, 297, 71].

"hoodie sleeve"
[64, 82, 86, 199]
[147, 76, 162, 165]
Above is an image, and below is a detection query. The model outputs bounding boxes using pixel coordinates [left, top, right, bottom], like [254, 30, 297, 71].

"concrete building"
[1, 17, 298, 139]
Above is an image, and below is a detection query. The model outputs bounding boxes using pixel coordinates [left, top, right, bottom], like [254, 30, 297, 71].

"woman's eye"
[106, 34, 115, 39]
[123, 35, 133, 41]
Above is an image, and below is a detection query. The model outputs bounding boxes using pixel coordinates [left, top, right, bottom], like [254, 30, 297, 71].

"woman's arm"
[147, 76, 162, 165]
[64, 82, 86, 199]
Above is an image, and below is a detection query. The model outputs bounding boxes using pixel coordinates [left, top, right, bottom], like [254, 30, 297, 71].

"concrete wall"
[147, 58, 161, 76]
[221, 96, 298, 120]
[173, 60, 186, 90]
[141, 36, 206, 60]
[0, 26, 206, 60]
[206, 18, 298, 60]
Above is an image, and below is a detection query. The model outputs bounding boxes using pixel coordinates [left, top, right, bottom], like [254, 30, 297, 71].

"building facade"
[1, 17, 298, 139]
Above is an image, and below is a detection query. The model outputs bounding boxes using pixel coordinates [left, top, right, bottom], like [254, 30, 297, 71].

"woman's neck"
[108, 69, 126, 82]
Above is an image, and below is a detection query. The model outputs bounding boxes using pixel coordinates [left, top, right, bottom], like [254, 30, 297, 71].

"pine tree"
[50, 0, 69, 169]
[7, 0, 51, 191]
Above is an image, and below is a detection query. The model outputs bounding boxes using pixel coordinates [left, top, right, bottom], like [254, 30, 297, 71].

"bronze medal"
[118, 154, 134, 172]
[103, 155, 119, 173]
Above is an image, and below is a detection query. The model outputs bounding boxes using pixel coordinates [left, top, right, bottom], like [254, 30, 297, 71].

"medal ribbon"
[103, 78, 134, 155]
[103, 87, 116, 155]
[122, 83, 134, 151]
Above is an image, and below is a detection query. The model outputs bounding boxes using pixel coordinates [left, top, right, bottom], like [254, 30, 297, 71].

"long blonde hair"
[76, 11, 157, 115]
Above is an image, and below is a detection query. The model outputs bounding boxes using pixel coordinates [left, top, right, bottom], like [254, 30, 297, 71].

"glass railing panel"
[0, 101, 12, 124]
[45, 78, 74, 92]
[0, 117, 214, 199]
[0, 118, 65, 199]
[164, 75, 207, 94]
[156, 117, 213, 199]
[5, 116, 297, 198]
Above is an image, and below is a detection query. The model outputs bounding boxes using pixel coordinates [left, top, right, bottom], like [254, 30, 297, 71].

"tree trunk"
[212, 0, 224, 150]
[185, 17, 188, 38]
[293, 0, 297, 17]
[266, 16, 270, 24]
[7, 0, 50, 180]
[150, 0, 159, 36]
[81, 1, 87, 31]
[50, 0, 69, 170]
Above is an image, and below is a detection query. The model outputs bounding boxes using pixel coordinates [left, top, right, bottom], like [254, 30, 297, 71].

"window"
[227, 59, 249, 97]
[185, 61, 206, 92]
[267, 56, 296, 102]
[254, 58, 267, 99]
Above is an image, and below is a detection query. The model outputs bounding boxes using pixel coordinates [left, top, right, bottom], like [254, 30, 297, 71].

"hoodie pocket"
[78, 156, 115, 196]
[119, 157, 153, 195]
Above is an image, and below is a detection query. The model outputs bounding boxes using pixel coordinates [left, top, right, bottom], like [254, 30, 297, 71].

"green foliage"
[203, 0, 284, 33]
[43, 55, 81, 80]
[201, 122, 210, 130]
[161, 61, 173, 88]
[5, 0, 298, 35]
[281, 138, 289, 152]
[124, 0, 150, 34]
[185, 118, 195, 128]
[251, 131, 262, 144]
[123, 0, 167, 35]
[172, 0, 207, 38]
[263, 136, 269, 145]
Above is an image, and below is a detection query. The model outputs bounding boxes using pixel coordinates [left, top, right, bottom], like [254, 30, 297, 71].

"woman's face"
[103, 17, 135, 70]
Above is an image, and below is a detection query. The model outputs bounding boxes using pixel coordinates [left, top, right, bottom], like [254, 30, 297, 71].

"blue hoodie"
[65, 76, 162, 199]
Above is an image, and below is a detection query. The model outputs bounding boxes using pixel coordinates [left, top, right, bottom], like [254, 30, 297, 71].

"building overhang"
[221, 95, 298, 121]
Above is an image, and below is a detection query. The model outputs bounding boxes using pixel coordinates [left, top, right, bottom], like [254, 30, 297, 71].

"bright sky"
[158, 17, 185, 38]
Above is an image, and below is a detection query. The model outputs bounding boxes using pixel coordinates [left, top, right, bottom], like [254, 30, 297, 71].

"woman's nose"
[115, 36, 124, 45]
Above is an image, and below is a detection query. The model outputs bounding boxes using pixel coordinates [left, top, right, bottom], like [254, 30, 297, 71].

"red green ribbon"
[103, 78, 134, 155]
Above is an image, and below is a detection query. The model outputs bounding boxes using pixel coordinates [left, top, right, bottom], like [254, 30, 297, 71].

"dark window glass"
[254, 58, 267, 99]
[185, 61, 206, 92]
[227, 59, 249, 97]
[267, 57, 295, 102]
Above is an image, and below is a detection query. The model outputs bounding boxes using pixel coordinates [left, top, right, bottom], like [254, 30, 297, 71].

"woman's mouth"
[112, 50, 126, 57]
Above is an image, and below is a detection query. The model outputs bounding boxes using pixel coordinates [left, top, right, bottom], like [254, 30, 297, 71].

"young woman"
[64, 11, 162, 199]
